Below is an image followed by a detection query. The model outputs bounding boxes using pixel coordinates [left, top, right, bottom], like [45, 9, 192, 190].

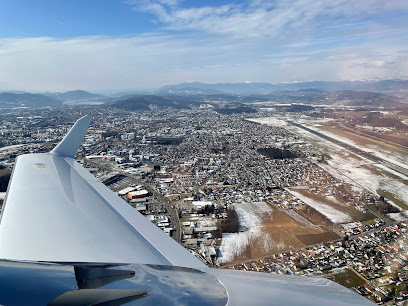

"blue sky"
[0, 0, 407, 91]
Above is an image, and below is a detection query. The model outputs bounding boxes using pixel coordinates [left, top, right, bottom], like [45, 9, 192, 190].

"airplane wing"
[0, 116, 374, 305]
[0, 115, 203, 268]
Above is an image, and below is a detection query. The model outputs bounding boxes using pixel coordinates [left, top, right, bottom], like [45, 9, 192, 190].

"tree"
[0, 174, 11, 192]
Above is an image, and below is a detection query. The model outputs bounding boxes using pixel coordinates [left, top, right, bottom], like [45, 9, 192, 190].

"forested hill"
[0, 92, 61, 107]
[108, 95, 193, 110]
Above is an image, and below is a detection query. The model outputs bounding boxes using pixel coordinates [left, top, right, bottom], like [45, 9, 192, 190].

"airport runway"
[288, 121, 408, 178]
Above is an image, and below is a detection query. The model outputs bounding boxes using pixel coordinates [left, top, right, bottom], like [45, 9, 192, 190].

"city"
[1, 101, 407, 304]
[0, 0, 407, 304]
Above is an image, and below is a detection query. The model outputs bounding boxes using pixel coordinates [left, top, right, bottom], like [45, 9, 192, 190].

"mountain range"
[106, 95, 196, 111]
[0, 79, 406, 108]
[158, 80, 408, 95]
[0, 90, 106, 107]
[0, 92, 61, 107]
[44, 90, 105, 101]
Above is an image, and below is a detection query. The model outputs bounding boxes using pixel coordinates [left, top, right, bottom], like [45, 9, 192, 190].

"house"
[128, 190, 149, 199]
[359, 265, 369, 271]
[363, 283, 374, 293]
[400, 290, 408, 299]
[373, 290, 387, 303]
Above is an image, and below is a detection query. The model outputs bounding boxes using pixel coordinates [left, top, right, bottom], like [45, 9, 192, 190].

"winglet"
[51, 115, 92, 158]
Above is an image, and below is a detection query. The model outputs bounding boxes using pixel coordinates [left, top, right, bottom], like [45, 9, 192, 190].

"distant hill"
[110, 90, 402, 109]
[45, 90, 105, 102]
[157, 86, 228, 95]
[108, 95, 192, 111]
[214, 106, 257, 114]
[328, 90, 401, 107]
[361, 79, 408, 92]
[159, 80, 408, 95]
[240, 89, 402, 107]
[0, 92, 61, 107]
[159, 82, 276, 95]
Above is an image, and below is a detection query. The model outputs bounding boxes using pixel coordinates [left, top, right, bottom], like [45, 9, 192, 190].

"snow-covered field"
[342, 222, 363, 230]
[0, 144, 25, 152]
[288, 189, 352, 223]
[246, 117, 288, 127]
[388, 212, 408, 222]
[252, 115, 408, 210]
[218, 201, 273, 264]
[319, 151, 408, 208]
[295, 119, 408, 170]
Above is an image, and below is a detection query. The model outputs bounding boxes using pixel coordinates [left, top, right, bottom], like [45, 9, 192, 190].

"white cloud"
[0, 1, 406, 90]
[128, 0, 408, 39]
[0, 33, 406, 91]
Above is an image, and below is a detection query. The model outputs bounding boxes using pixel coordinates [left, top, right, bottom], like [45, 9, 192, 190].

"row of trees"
[213, 208, 240, 238]
[154, 137, 184, 145]
[257, 147, 299, 159]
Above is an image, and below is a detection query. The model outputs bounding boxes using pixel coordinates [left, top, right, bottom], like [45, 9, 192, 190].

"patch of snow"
[247, 117, 288, 127]
[342, 222, 363, 230]
[288, 189, 352, 223]
[327, 266, 348, 276]
[198, 219, 217, 227]
[0, 144, 25, 152]
[388, 212, 408, 222]
[320, 151, 408, 209]
[375, 163, 408, 180]
[303, 123, 408, 171]
[218, 201, 272, 263]
[326, 195, 345, 206]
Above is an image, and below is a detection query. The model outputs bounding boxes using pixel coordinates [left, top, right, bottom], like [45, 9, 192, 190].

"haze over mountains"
[158, 79, 408, 95]
[44, 90, 105, 102]
[0, 92, 61, 107]
[0, 79, 407, 109]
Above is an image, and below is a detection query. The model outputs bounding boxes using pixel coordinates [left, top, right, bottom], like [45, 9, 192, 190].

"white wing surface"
[0, 116, 204, 268]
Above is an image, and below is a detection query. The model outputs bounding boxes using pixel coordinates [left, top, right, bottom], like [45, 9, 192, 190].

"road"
[85, 159, 182, 243]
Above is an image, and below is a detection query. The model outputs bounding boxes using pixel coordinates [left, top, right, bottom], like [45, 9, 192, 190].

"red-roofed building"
[400, 254, 408, 261]
[359, 265, 369, 271]
[363, 283, 374, 293]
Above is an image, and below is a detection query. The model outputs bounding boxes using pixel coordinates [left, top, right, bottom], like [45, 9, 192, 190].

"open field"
[321, 125, 408, 156]
[377, 189, 408, 211]
[312, 143, 408, 210]
[316, 124, 408, 176]
[329, 153, 408, 208]
[289, 187, 376, 223]
[296, 232, 340, 245]
[219, 206, 337, 265]
[324, 267, 366, 288]
[258, 116, 408, 213]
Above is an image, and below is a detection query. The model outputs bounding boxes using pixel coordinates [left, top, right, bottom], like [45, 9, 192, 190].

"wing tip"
[51, 115, 92, 158]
